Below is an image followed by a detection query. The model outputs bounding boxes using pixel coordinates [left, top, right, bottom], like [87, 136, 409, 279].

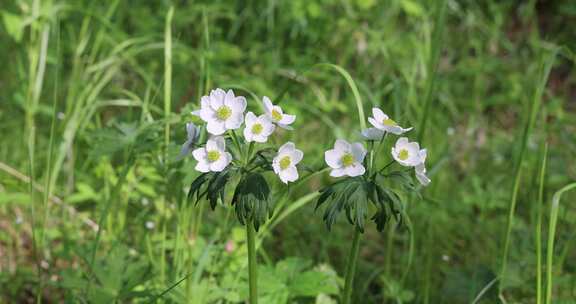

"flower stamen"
[271, 110, 282, 122]
[207, 150, 221, 162]
[382, 118, 397, 126]
[398, 149, 409, 161]
[279, 156, 291, 170]
[340, 153, 355, 167]
[251, 123, 263, 135]
[216, 106, 232, 120]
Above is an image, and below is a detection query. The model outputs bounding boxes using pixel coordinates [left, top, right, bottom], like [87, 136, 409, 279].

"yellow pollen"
[251, 123, 263, 135]
[341, 153, 355, 167]
[398, 149, 409, 161]
[207, 150, 221, 162]
[216, 106, 232, 120]
[271, 110, 282, 122]
[279, 156, 291, 170]
[382, 118, 397, 126]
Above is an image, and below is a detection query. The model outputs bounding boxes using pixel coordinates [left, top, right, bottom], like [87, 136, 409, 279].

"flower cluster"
[317, 107, 431, 232]
[325, 107, 430, 185]
[182, 88, 303, 230]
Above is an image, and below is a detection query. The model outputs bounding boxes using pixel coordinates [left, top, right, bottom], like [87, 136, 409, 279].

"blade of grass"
[545, 183, 576, 304]
[417, 0, 447, 143]
[499, 49, 556, 294]
[536, 143, 548, 304]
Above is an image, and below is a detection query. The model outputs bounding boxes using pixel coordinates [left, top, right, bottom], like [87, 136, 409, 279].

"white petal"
[261, 121, 276, 136]
[252, 134, 268, 143]
[272, 105, 283, 116]
[207, 136, 226, 151]
[243, 127, 254, 142]
[210, 152, 231, 172]
[200, 107, 216, 122]
[263, 96, 274, 112]
[245, 112, 257, 126]
[345, 163, 366, 177]
[324, 149, 342, 168]
[277, 124, 294, 130]
[279, 166, 298, 183]
[372, 108, 387, 121]
[415, 167, 430, 186]
[192, 148, 206, 162]
[209, 90, 225, 109]
[350, 143, 367, 162]
[395, 137, 409, 147]
[195, 161, 211, 173]
[418, 149, 427, 163]
[272, 161, 281, 174]
[334, 139, 350, 152]
[224, 90, 236, 106]
[329, 168, 346, 177]
[361, 128, 385, 140]
[289, 148, 304, 164]
[225, 113, 244, 130]
[229, 96, 247, 112]
[278, 114, 296, 125]
[206, 121, 226, 135]
[279, 142, 295, 155]
[368, 117, 383, 130]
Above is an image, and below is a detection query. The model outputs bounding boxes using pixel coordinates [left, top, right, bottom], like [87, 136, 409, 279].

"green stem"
[343, 228, 362, 304]
[246, 223, 258, 304]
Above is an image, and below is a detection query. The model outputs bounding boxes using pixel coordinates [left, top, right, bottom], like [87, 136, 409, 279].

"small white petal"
[279, 142, 295, 155]
[210, 152, 232, 172]
[243, 127, 254, 142]
[199, 107, 215, 122]
[372, 108, 387, 121]
[192, 148, 206, 162]
[279, 166, 298, 183]
[225, 113, 244, 130]
[263, 96, 274, 112]
[329, 168, 347, 177]
[209, 91, 225, 109]
[252, 134, 268, 143]
[334, 139, 350, 152]
[245, 112, 257, 125]
[350, 143, 367, 162]
[207, 136, 226, 151]
[361, 128, 385, 140]
[195, 161, 210, 172]
[345, 163, 366, 177]
[206, 121, 226, 135]
[324, 149, 342, 168]
[289, 149, 304, 164]
[278, 114, 296, 125]
[277, 124, 294, 130]
[230, 96, 247, 112]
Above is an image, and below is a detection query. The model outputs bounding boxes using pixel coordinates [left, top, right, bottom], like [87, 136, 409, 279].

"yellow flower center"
[251, 123, 263, 135]
[271, 109, 282, 122]
[207, 150, 221, 162]
[216, 106, 232, 120]
[279, 156, 291, 170]
[382, 118, 397, 126]
[341, 153, 355, 167]
[398, 149, 409, 161]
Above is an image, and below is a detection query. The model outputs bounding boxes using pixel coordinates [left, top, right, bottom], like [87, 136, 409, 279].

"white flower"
[361, 128, 385, 141]
[145, 221, 155, 230]
[391, 137, 424, 167]
[179, 122, 201, 158]
[194, 88, 247, 135]
[324, 139, 366, 177]
[243, 112, 275, 143]
[415, 149, 430, 186]
[263, 96, 296, 130]
[272, 142, 303, 184]
[192, 136, 232, 172]
[368, 108, 412, 135]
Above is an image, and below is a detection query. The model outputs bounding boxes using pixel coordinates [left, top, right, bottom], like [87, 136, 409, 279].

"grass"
[1, 0, 575, 303]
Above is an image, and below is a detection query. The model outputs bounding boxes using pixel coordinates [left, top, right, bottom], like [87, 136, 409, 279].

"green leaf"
[232, 173, 272, 230]
[1, 11, 23, 42]
[289, 271, 339, 297]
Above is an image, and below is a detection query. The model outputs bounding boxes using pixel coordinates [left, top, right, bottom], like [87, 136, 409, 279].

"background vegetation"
[1, 0, 575, 303]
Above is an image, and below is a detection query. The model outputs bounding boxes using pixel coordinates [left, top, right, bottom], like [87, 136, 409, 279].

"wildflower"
[272, 142, 303, 184]
[391, 137, 424, 167]
[263, 96, 296, 130]
[415, 149, 431, 186]
[368, 108, 412, 135]
[195, 88, 247, 135]
[192, 136, 232, 172]
[361, 128, 385, 141]
[324, 139, 366, 177]
[243, 112, 275, 143]
[179, 122, 201, 158]
[145, 221, 155, 230]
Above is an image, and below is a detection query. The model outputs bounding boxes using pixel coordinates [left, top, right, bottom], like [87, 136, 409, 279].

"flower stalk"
[343, 228, 362, 304]
[246, 222, 258, 304]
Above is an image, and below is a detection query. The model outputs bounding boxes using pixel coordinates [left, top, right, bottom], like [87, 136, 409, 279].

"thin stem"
[246, 223, 258, 304]
[536, 143, 548, 304]
[343, 228, 362, 304]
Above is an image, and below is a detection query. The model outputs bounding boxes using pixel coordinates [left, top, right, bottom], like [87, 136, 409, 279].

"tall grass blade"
[545, 183, 576, 304]
[536, 143, 548, 304]
[499, 49, 556, 293]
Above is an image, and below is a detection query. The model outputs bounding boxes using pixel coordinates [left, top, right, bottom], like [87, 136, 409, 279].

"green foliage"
[232, 173, 272, 231]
